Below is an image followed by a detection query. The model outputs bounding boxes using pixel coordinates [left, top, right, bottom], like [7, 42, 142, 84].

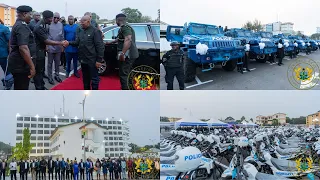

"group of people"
[1, 5, 138, 90]
[1, 157, 159, 180]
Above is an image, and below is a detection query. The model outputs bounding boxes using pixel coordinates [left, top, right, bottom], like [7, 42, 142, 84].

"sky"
[0, 91, 159, 146]
[160, 91, 320, 121]
[3, 0, 159, 20]
[160, 0, 320, 35]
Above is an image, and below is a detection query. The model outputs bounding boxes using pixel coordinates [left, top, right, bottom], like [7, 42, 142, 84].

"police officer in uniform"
[162, 41, 184, 90]
[33, 10, 65, 90]
[8, 5, 36, 90]
[277, 39, 285, 66]
[106, 13, 139, 90]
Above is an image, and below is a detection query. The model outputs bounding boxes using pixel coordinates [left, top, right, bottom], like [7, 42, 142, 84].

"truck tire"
[184, 55, 197, 83]
[222, 60, 237, 71]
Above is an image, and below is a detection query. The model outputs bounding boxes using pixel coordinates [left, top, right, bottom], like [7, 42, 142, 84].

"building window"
[24, 117, 31, 121]
[77, 119, 81, 122]
[58, 119, 69, 123]
[105, 154, 109, 157]
[113, 126, 117, 129]
[120, 153, 124, 157]
[17, 123, 23, 127]
[118, 126, 122, 130]
[44, 130, 50, 134]
[104, 132, 107, 135]
[113, 132, 117, 135]
[110, 153, 114, 157]
[108, 131, 112, 135]
[51, 118, 56, 122]
[105, 148, 109, 151]
[44, 149, 49, 153]
[31, 149, 36, 153]
[115, 148, 119, 151]
[31, 130, 36, 134]
[109, 137, 113, 140]
[114, 142, 118, 146]
[38, 124, 43, 128]
[37, 136, 43, 140]
[51, 124, 56, 128]
[44, 136, 49, 140]
[16, 130, 22, 134]
[44, 143, 50, 147]
[31, 124, 36, 128]
[115, 153, 119, 157]
[71, 119, 75, 123]
[119, 142, 123, 145]
[38, 143, 43, 147]
[16, 136, 22, 140]
[31, 136, 36, 140]
[37, 149, 43, 153]
[44, 118, 50, 122]
[24, 123, 30, 128]
[44, 124, 50, 128]
[17, 117, 23, 121]
[38, 130, 43, 134]
[108, 126, 112, 129]
[120, 148, 123, 151]
[118, 132, 122, 135]
[98, 120, 102, 124]
[110, 148, 114, 151]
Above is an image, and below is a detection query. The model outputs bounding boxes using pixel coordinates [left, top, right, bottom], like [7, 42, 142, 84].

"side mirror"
[112, 36, 116, 39]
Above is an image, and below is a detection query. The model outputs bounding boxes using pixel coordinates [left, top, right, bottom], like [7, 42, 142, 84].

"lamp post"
[80, 91, 89, 160]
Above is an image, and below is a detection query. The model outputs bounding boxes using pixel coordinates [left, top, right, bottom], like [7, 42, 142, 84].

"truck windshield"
[245, 32, 252, 36]
[261, 33, 272, 38]
[207, 26, 219, 35]
[237, 31, 245, 36]
[190, 25, 206, 35]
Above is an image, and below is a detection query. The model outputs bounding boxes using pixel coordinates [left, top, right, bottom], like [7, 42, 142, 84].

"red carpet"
[51, 70, 121, 90]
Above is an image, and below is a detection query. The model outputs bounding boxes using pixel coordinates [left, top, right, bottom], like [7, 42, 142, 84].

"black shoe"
[247, 69, 251, 72]
[278, 63, 281, 66]
[48, 78, 54, 85]
[281, 63, 284, 65]
[43, 87, 48, 90]
[43, 73, 49, 79]
[55, 76, 62, 83]
[74, 73, 80, 78]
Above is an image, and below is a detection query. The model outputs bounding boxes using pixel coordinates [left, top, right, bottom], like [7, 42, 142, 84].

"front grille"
[212, 41, 235, 48]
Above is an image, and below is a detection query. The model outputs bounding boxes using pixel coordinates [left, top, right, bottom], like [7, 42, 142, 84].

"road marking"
[186, 76, 213, 89]
[243, 68, 256, 73]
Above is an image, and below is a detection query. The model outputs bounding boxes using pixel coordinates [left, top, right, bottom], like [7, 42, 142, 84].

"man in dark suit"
[89, 160, 93, 180]
[48, 157, 54, 180]
[19, 159, 29, 180]
[0, 159, 7, 180]
[61, 158, 66, 180]
[78, 159, 85, 180]
[54, 158, 61, 180]
[40, 158, 47, 180]
[36, 159, 41, 180]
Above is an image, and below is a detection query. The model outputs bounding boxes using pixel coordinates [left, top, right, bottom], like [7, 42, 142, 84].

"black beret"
[17, 5, 32, 13]
[42, 10, 54, 19]
[116, 13, 126, 19]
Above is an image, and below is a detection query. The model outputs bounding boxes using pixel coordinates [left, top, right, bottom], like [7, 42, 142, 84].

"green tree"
[297, 31, 304, 37]
[200, 119, 210, 122]
[240, 116, 246, 121]
[160, 116, 169, 122]
[128, 143, 140, 153]
[243, 19, 262, 32]
[311, 33, 320, 40]
[286, 117, 291, 123]
[12, 128, 33, 160]
[155, 9, 160, 23]
[250, 118, 253, 122]
[272, 119, 279, 126]
[121, 8, 143, 23]
[140, 16, 153, 23]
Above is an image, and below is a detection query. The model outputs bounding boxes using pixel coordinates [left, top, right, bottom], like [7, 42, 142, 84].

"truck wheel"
[222, 60, 237, 71]
[184, 56, 196, 83]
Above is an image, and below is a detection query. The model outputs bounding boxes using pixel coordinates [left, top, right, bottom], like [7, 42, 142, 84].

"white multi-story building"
[272, 22, 281, 32]
[15, 113, 130, 159]
[281, 22, 294, 34]
[317, 27, 320, 34]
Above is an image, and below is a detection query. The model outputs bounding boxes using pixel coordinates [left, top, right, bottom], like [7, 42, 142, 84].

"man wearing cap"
[162, 41, 185, 90]
[33, 10, 65, 90]
[8, 5, 36, 90]
[28, 12, 41, 31]
[106, 13, 139, 90]
[63, 15, 104, 90]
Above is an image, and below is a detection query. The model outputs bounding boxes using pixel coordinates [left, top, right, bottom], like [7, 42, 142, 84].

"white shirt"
[9, 162, 17, 170]
[25, 162, 27, 169]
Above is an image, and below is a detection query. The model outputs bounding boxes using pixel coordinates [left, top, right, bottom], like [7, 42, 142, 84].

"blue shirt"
[0, 24, 10, 58]
[64, 24, 78, 53]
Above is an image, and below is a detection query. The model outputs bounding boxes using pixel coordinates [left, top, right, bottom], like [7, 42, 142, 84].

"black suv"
[101, 23, 160, 75]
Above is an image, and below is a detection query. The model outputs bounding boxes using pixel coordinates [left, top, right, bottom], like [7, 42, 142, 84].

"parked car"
[100, 23, 160, 75]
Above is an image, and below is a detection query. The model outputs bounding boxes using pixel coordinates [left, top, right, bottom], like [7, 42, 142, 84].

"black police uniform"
[69, 25, 105, 90]
[8, 6, 36, 90]
[33, 20, 50, 90]
[162, 49, 185, 90]
[116, 23, 139, 90]
[277, 39, 285, 66]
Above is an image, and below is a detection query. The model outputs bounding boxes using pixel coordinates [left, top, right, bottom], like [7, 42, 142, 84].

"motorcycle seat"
[276, 147, 299, 155]
[279, 143, 299, 149]
[270, 158, 297, 171]
[160, 149, 177, 157]
[255, 172, 290, 180]
[220, 143, 232, 148]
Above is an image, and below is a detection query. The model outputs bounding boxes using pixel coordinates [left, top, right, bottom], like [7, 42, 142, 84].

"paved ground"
[0, 56, 79, 90]
[160, 50, 320, 90]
